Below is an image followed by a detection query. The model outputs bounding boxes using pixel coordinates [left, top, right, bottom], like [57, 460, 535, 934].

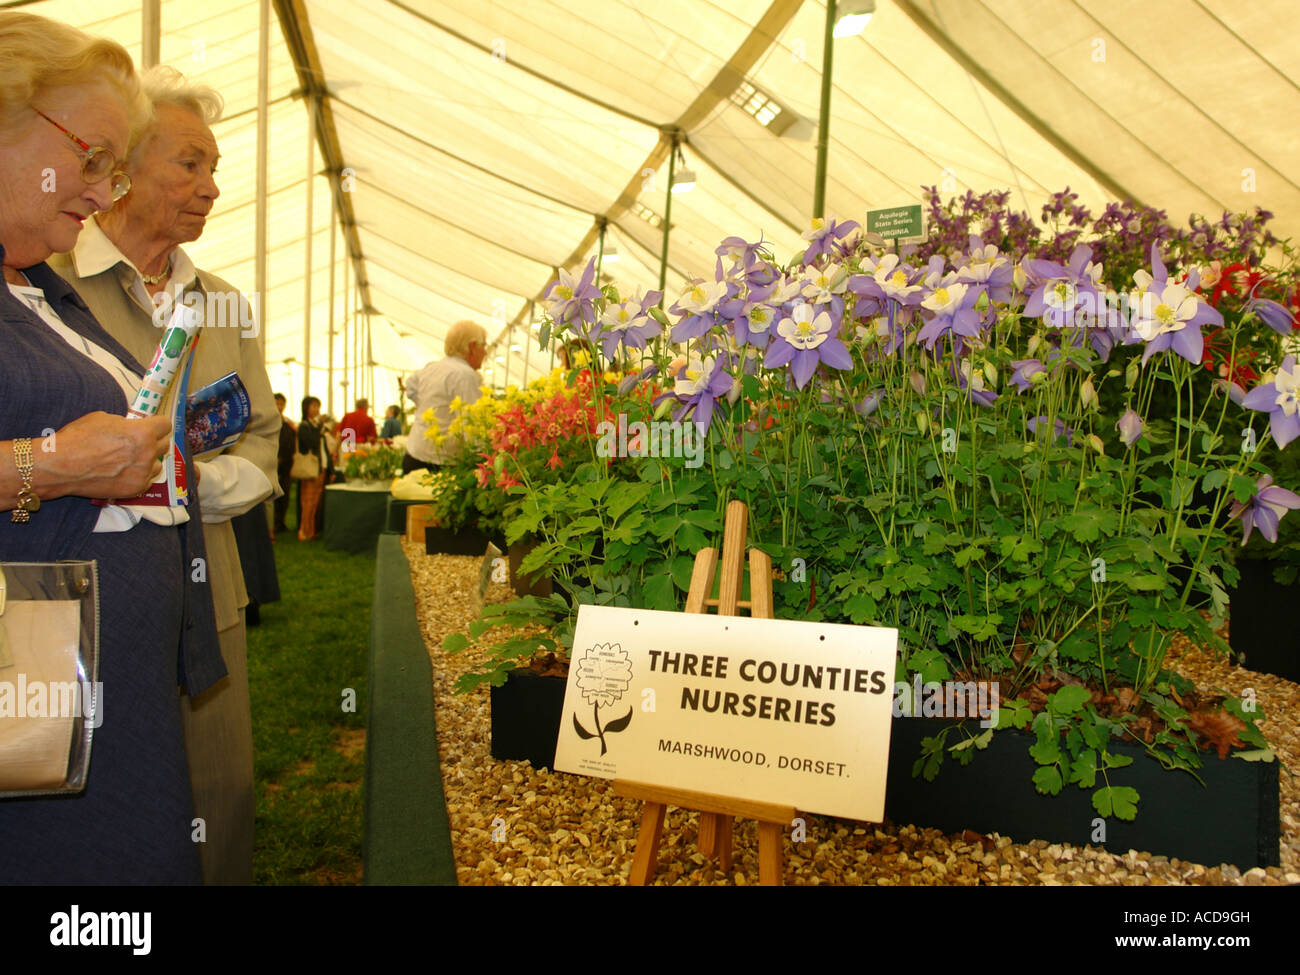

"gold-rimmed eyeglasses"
[33, 108, 131, 202]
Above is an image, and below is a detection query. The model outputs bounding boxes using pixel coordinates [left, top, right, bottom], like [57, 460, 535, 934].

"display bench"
[361, 534, 457, 885]
[322, 482, 392, 555]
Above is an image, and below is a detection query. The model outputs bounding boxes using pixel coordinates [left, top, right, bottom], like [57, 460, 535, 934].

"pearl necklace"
[141, 261, 171, 286]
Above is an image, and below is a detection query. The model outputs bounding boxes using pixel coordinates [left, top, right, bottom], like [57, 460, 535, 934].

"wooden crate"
[404, 504, 439, 543]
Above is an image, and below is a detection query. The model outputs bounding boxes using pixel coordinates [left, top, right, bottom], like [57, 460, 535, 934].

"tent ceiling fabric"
[20, 0, 1300, 409]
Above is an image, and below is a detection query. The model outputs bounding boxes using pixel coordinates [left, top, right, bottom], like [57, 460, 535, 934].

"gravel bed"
[405, 539, 1299, 886]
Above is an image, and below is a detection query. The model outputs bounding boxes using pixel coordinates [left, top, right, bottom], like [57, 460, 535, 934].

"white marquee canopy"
[19, 0, 1300, 415]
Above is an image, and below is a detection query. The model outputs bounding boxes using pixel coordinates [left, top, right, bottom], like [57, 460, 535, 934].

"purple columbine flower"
[669, 278, 729, 343]
[718, 283, 777, 349]
[916, 282, 984, 350]
[1117, 408, 1143, 446]
[655, 354, 734, 432]
[957, 237, 1015, 305]
[1245, 292, 1296, 335]
[1240, 355, 1300, 447]
[617, 364, 659, 397]
[1008, 358, 1046, 393]
[598, 288, 662, 359]
[544, 258, 601, 333]
[1021, 244, 1103, 330]
[1129, 278, 1223, 366]
[955, 360, 998, 407]
[765, 304, 853, 389]
[1228, 475, 1300, 545]
[1027, 415, 1073, 445]
[800, 215, 859, 266]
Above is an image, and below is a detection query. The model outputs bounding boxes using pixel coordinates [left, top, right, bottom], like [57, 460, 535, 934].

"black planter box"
[508, 541, 553, 598]
[885, 717, 1280, 868]
[425, 527, 491, 556]
[1228, 559, 1300, 683]
[489, 669, 566, 769]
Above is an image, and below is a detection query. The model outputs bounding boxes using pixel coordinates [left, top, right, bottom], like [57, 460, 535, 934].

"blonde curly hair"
[0, 11, 147, 146]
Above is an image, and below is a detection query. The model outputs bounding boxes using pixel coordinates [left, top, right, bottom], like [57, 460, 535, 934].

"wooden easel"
[613, 500, 796, 886]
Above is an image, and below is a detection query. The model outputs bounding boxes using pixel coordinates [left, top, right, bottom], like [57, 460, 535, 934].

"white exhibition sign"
[553, 604, 899, 822]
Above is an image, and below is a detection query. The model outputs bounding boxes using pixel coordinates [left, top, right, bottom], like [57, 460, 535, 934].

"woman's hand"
[9, 412, 174, 504]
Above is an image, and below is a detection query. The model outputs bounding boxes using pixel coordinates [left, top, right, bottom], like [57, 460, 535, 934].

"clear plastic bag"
[0, 561, 99, 797]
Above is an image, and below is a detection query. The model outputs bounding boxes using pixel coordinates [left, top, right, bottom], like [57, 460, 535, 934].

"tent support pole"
[658, 129, 678, 300]
[813, 0, 836, 219]
[523, 301, 533, 384]
[327, 201, 336, 416]
[303, 97, 315, 397]
[341, 240, 350, 410]
[255, 0, 270, 351]
[141, 0, 160, 69]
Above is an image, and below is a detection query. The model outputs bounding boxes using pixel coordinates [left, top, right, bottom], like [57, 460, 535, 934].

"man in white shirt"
[403, 320, 488, 472]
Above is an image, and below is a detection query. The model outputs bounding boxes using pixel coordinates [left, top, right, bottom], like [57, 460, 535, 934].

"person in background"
[337, 396, 376, 455]
[49, 65, 277, 886]
[273, 392, 296, 535]
[0, 10, 224, 883]
[296, 396, 327, 541]
[380, 404, 403, 440]
[403, 320, 487, 474]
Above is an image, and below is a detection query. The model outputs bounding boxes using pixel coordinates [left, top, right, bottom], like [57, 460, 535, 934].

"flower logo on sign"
[572, 643, 633, 755]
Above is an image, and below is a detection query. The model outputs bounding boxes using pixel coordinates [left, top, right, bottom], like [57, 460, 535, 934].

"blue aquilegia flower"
[718, 283, 776, 349]
[1007, 358, 1046, 393]
[617, 364, 659, 397]
[597, 288, 662, 359]
[765, 304, 853, 389]
[1241, 355, 1300, 447]
[1022, 244, 1103, 330]
[1129, 279, 1223, 366]
[661, 354, 734, 432]
[957, 237, 1015, 305]
[669, 278, 729, 343]
[956, 359, 998, 407]
[543, 258, 601, 333]
[1243, 280, 1297, 336]
[1228, 475, 1300, 545]
[1117, 408, 1143, 446]
[916, 282, 982, 351]
[1027, 415, 1073, 445]
[800, 214, 859, 266]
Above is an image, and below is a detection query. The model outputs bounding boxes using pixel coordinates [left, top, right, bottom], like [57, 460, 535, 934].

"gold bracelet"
[11, 438, 38, 523]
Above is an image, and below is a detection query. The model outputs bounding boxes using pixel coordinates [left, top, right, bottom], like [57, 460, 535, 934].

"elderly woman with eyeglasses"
[0, 11, 223, 883]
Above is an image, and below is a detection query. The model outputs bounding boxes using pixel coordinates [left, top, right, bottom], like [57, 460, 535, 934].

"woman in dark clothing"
[0, 11, 223, 883]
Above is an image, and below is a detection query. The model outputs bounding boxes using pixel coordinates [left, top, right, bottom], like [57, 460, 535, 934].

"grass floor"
[245, 496, 373, 884]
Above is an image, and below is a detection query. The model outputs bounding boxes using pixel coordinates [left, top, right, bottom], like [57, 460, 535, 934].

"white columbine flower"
[800, 263, 848, 304]
[777, 303, 832, 351]
[1273, 361, 1300, 416]
[1130, 282, 1200, 341]
[675, 279, 729, 316]
[747, 302, 775, 334]
[921, 281, 969, 317]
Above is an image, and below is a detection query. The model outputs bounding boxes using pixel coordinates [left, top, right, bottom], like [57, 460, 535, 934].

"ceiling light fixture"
[833, 0, 876, 38]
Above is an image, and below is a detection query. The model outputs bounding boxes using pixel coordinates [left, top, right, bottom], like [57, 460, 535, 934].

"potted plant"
[342, 442, 404, 486]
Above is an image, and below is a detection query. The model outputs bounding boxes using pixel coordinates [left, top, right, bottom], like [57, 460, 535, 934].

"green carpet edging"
[362, 533, 458, 885]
